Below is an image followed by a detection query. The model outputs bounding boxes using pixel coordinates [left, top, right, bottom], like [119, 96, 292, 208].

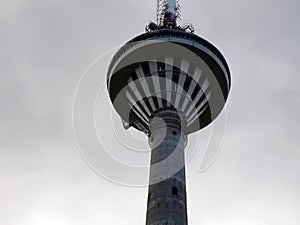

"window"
[172, 186, 178, 196]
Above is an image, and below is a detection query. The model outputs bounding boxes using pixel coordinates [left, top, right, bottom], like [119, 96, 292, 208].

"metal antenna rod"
[156, 0, 160, 25]
[164, 0, 177, 27]
[157, 0, 179, 28]
[166, 0, 177, 16]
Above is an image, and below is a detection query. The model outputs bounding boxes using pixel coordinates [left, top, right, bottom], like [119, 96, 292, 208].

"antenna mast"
[157, 0, 180, 28]
[146, 1, 194, 33]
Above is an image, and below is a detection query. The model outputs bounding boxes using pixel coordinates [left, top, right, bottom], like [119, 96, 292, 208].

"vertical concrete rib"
[165, 57, 173, 107]
[149, 61, 163, 109]
[135, 66, 156, 112]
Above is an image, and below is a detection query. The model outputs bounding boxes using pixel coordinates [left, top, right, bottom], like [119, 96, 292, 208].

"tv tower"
[107, 0, 231, 224]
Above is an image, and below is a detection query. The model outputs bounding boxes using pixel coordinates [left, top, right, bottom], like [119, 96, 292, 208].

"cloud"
[0, 0, 299, 225]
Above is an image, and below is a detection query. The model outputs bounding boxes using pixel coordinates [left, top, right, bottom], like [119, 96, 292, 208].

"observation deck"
[107, 28, 231, 135]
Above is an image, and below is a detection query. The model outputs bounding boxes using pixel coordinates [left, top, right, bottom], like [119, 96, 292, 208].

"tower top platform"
[107, 29, 231, 135]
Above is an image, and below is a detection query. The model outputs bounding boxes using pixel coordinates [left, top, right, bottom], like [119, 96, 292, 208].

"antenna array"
[156, 0, 181, 27]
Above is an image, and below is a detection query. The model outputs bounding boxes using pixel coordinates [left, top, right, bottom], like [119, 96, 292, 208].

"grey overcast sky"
[1, 0, 300, 225]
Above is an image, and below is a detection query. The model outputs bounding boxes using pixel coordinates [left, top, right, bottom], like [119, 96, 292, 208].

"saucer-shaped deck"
[107, 29, 231, 135]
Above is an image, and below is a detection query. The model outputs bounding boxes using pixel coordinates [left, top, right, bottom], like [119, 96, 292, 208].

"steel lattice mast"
[156, 0, 180, 28]
[107, 1, 231, 224]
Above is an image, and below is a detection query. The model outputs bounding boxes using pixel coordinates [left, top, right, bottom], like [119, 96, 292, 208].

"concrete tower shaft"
[146, 110, 188, 225]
